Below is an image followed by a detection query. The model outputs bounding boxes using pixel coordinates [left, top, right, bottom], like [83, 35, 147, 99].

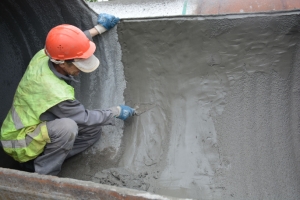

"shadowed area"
[0, 0, 124, 173]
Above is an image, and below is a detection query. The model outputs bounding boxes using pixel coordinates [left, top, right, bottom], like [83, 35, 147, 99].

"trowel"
[133, 102, 156, 116]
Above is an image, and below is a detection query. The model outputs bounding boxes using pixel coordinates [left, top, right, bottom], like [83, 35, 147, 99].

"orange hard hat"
[45, 24, 96, 60]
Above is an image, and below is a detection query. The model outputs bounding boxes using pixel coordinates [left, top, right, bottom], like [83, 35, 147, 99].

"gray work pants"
[34, 118, 101, 175]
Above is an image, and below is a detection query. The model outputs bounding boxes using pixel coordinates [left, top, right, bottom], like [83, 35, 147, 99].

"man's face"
[60, 62, 81, 76]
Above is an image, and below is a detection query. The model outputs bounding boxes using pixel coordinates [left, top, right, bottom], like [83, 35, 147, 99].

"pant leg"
[66, 124, 102, 159]
[34, 118, 78, 175]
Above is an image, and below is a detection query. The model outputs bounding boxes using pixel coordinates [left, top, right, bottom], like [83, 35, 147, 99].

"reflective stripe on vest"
[0, 123, 43, 148]
[11, 105, 24, 130]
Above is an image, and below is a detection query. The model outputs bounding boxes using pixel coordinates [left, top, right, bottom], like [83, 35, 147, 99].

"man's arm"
[40, 100, 119, 126]
[88, 13, 120, 37]
[89, 27, 101, 37]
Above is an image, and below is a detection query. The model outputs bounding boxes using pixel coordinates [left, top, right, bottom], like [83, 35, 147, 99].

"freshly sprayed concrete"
[0, 0, 300, 199]
[109, 13, 300, 199]
[60, 12, 300, 199]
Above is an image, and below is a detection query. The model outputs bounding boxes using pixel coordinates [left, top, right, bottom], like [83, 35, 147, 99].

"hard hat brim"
[72, 54, 100, 73]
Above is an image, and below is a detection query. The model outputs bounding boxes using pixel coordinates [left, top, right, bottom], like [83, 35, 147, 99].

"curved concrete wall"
[116, 13, 300, 199]
[0, 0, 300, 200]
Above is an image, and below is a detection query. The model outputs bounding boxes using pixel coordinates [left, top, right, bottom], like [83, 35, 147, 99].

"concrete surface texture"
[62, 11, 300, 199]
[0, 0, 300, 200]
[113, 13, 300, 199]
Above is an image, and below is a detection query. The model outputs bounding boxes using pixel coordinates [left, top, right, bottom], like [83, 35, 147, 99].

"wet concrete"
[0, 0, 300, 199]
[113, 13, 300, 199]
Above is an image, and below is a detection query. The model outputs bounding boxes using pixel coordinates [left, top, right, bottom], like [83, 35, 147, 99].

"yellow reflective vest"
[0, 49, 75, 163]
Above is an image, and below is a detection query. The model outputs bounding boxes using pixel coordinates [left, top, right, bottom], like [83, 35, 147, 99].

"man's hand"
[97, 13, 120, 30]
[117, 105, 135, 120]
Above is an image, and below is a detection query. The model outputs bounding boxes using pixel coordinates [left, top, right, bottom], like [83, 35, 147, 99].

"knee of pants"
[46, 118, 78, 143]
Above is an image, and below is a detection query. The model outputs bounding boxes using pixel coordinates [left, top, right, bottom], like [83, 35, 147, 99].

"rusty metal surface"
[193, 0, 300, 15]
[0, 167, 180, 200]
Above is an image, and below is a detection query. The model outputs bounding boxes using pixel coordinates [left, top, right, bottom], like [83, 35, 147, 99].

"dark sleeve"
[40, 100, 116, 126]
[84, 30, 93, 41]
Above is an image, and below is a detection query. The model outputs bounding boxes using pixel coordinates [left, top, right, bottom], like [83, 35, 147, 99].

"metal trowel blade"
[133, 102, 156, 116]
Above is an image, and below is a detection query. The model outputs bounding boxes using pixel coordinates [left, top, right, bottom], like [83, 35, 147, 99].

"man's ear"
[53, 62, 68, 75]
[59, 62, 68, 69]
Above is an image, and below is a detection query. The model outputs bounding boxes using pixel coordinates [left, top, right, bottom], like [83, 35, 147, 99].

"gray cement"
[0, 0, 300, 199]
[110, 14, 300, 199]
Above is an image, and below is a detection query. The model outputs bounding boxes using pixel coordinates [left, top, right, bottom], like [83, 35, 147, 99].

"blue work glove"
[97, 13, 120, 30]
[117, 105, 135, 120]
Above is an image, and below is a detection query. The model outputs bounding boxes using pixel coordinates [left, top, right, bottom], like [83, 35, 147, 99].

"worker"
[0, 13, 135, 175]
